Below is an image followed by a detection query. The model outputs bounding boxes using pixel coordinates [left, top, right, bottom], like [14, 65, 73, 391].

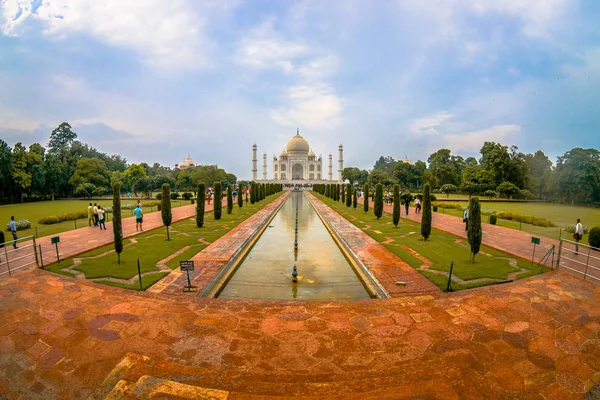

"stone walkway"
[1, 268, 599, 399]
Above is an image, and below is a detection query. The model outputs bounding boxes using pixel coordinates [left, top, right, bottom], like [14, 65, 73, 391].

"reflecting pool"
[218, 191, 371, 300]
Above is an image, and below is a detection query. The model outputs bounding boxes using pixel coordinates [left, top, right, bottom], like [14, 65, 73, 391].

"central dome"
[286, 133, 310, 155]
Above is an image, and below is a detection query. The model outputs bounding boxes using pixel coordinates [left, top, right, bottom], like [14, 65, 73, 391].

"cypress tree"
[112, 182, 123, 264]
[337, 184, 341, 201]
[363, 183, 369, 213]
[245, 185, 249, 204]
[214, 182, 222, 220]
[353, 187, 357, 209]
[226, 184, 233, 214]
[161, 183, 172, 241]
[262, 183, 266, 200]
[341, 185, 346, 204]
[421, 183, 432, 241]
[325, 184, 330, 198]
[346, 183, 352, 207]
[393, 184, 400, 227]
[468, 196, 482, 262]
[197, 183, 205, 228]
[250, 183, 256, 204]
[238, 184, 244, 208]
[374, 183, 383, 220]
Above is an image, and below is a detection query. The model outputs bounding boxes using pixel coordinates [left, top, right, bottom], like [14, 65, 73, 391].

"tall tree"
[48, 122, 77, 154]
[69, 157, 110, 189]
[214, 182, 222, 220]
[11, 142, 31, 202]
[226, 184, 233, 214]
[112, 182, 123, 264]
[421, 183, 432, 241]
[346, 183, 352, 207]
[525, 150, 553, 199]
[468, 197, 482, 262]
[161, 183, 172, 240]
[197, 183, 206, 228]
[393, 184, 400, 227]
[554, 148, 600, 204]
[353, 186, 358, 209]
[26, 143, 46, 198]
[374, 183, 383, 220]
[369, 170, 392, 186]
[238, 184, 244, 208]
[373, 156, 396, 177]
[0, 140, 13, 203]
[363, 183, 369, 213]
[341, 184, 346, 204]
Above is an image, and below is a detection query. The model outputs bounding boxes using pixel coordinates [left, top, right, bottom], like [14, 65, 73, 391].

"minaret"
[338, 144, 344, 183]
[252, 143, 258, 181]
[262, 153, 267, 180]
[328, 153, 333, 181]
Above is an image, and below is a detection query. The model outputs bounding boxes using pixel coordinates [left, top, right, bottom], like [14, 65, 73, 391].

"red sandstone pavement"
[0, 202, 212, 276]
[356, 197, 600, 281]
[1, 268, 600, 399]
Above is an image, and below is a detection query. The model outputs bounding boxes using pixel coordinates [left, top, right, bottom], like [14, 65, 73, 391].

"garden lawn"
[314, 193, 544, 291]
[45, 193, 282, 290]
[432, 201, 599, 242]
[0, 198, 190, 240]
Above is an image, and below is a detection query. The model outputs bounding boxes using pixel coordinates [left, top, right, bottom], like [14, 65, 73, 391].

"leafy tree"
[26, 143, 46, 198]
[238, 184, 244, 208]
[325, 184, 330, 198]
[69, 157, 110, 189]
[48, 122, 77, 154]
[134, 176, 155, 198]
[373, 156, 396, 177]
[161, 183, 172, 240]
[112, 182, 123, 264]
[525, 150, 552, 199]
[496, 181, 520, 199]
[427, 149, 464, 187]
[214, 182, 222, 220]
[440, 184, 458, 198]
[123, 164, 147, 196]
[374, 183, 383, 220]
[11, 142, 31, 202]
[0, 140, 13, 203]
[468, 197, 482, 262]
[74, 183, 97, 198]
[341, 184, 346, 204]
[346, 183, 352, 207]
[250, 183, 256, 204]
[197, 183, 205, 228]
[342, 167, 369, 186]
[421, 183, 432, 240]
[393, 184, 400, 227]
[553, 148, 600, 204]
[483, 190, 497, 200]
[518, 189, 532, 199]
[369, 170, 392, 186]
[363, 183, 369, 213]
[175, 169, 194, 192]
[353, 187, 357, 208]
[227, 184, 233, 214]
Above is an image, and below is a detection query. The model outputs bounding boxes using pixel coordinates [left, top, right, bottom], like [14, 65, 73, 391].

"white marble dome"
[286, 133, 310, 155]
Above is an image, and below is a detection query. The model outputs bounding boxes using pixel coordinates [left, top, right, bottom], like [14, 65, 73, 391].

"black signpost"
[180, 260, 197, 292]
[51, 236, 60, 263]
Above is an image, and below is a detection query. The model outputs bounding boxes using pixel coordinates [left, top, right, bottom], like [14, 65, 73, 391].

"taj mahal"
[252, 130, 343, 184]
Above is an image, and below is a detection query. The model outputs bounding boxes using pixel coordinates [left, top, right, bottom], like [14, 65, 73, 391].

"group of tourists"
[87, 203, 107, 230]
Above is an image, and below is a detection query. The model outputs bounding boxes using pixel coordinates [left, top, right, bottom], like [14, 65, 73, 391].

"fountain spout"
[292, 265, 298, 282]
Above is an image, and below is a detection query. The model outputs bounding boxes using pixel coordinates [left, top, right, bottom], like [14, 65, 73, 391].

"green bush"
[182, 192, 193, 200]
[589, 227, 600, 248]
[5, 219, 31, 231]
[0, 231, 4, 246]
[433, 205, 438, 212]
[157, 204, 161, 211]
[191, 199, 195, 204]
[155, 193, 162, 200]
[39, 216, 61, 225]
[489, 214, 497, 225]
[496, 212, 555, 227]
[170, 192, 180, 200]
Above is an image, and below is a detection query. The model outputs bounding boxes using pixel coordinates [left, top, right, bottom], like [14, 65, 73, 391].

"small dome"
[280, 149, 288, 157]
[286, 133, 310, 155]
[308, 149, 315, 157]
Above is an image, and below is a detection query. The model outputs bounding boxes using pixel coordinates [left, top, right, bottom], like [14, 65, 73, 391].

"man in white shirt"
[463, 208, 469, 231]
[575, 219, 584, 254]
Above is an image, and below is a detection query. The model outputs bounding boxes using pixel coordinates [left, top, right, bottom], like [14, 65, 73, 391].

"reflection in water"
[218, 191, 370, 300]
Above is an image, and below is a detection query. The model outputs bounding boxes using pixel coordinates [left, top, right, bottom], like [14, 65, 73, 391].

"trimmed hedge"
[39, 216, 61, 225]
[155, 193, 162, 200]
[496, 212, 555, 227]
[170, 192, 180, 200]
[589, 227, 600, 248]
[38, 211, 87, 225]
[489, 214, 497, 225]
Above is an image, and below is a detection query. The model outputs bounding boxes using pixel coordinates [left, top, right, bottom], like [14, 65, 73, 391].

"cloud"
[437, 124, 521, 154]
[408, 111, 454, 135]
[1, 0, 214, 68]
[269, 83, 343, 130]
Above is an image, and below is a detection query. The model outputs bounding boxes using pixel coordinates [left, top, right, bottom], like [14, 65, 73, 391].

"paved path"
[0, 202, 212, 276]
[1, 268, 599, 399]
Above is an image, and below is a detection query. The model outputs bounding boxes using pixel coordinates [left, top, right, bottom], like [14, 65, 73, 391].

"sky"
[0, 0, 599, 180]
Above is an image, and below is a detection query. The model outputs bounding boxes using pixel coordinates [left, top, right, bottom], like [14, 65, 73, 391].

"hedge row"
[495, 212, 555, 227]
[39, 210, 88, 225]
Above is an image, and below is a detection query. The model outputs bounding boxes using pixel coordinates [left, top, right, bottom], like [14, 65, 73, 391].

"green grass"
[433, 201, 599, 241]
[45, 193, 282, 290]
[95, 272, 170, 291]
[314, 193, 543, 291]
[0, 198, 191, 240]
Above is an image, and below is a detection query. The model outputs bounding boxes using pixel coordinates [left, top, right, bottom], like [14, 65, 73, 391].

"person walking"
[9, 216, 18, 249]
[97, 206, 106, 230]
[463, 207, 469, 231]
[134, 204, 143, 232]
[87, 203, 94, 227]
[575, 218, 584, 254]
[93, 203, 99, 226]
[415, 197, 421, 213]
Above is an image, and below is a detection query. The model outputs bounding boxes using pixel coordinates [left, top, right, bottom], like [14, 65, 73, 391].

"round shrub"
[589, 227, 600, 249]
[191, 198, 195, 204]
[5, 219, 31, 231]
[433, 205, 438, 212]
[39, 216, 61, 225]
[155, 193, 162, 200]
[170, 192, 180, 200]
[489, 214, 497, 225]
[157, 203, 162, 211]
[182, 192, 193, 200]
